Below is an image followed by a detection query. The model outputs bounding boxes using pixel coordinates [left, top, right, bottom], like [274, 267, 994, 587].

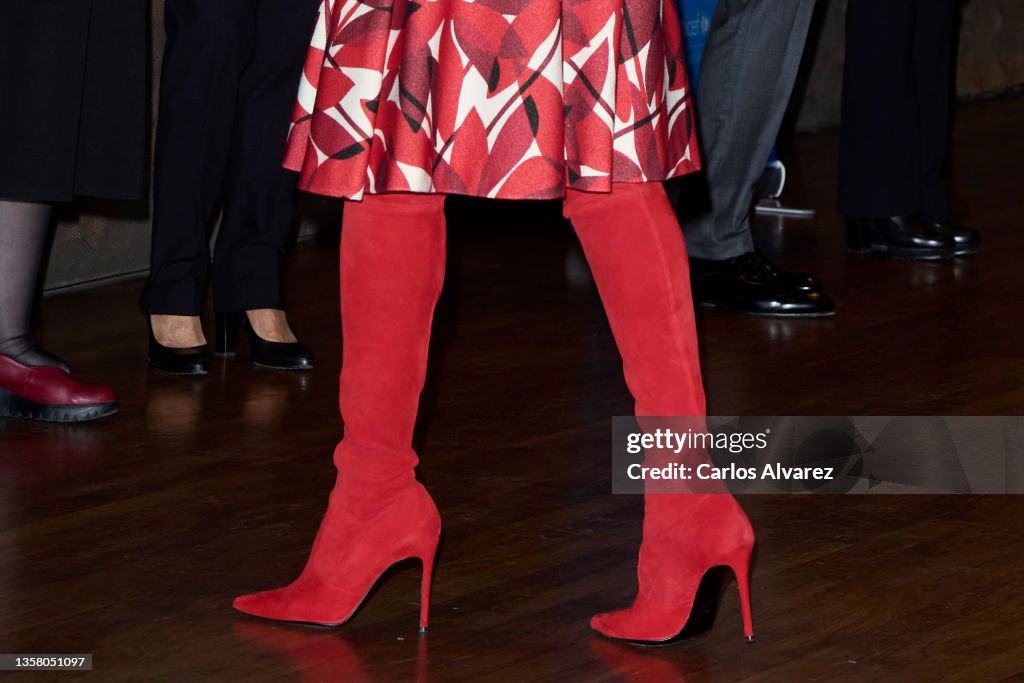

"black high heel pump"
[147, 323, 210, 376]
[215, 312, 314, 371]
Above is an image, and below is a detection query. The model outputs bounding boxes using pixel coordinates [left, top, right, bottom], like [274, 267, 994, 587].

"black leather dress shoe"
[690, 252, 835, 318]
[927, 220, 980, 256]
[762, 256, 824, 293]
[216, 312, 314, 371]
[148, 328, 210, 376]
[846, 216, 956, 260]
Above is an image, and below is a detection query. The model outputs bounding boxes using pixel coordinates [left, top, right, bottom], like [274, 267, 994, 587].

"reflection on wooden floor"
[2, 96, 1023, 681]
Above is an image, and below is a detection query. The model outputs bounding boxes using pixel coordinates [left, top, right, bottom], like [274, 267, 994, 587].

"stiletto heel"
[233, 480, 442, 627]
[418, 539, 439, 633]
[215, 312, 244, 357]
[591, 496, 757, 646]
[726, 545, 755, 643]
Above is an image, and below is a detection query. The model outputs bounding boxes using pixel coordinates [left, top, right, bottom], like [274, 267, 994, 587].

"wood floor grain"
[1, 96, 1022, 682]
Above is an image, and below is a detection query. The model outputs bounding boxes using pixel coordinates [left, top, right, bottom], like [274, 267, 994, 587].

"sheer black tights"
[0, 199, 68, 371]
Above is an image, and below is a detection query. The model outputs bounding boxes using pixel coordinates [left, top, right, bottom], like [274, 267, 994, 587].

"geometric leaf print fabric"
[283, 0, 701, 199]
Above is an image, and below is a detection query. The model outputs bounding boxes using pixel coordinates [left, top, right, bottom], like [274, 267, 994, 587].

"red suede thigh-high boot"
[563, 183, 755, 643]
[234, 192, 447, 629]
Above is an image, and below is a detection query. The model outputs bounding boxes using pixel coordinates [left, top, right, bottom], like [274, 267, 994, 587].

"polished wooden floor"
[3, 96, 1023, 682]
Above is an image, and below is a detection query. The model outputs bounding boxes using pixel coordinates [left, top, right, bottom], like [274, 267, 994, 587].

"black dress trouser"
[0, 0, 147, 202]
[839, 0, 957, 222]
[145, 0, 319, 316]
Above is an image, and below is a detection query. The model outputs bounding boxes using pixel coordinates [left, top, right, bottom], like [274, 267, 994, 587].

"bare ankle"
[151, 314, 207, 348]
[246, 309, 298, 343]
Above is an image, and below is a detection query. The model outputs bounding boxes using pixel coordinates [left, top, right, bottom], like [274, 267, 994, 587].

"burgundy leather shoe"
[0, 355, 118, 422]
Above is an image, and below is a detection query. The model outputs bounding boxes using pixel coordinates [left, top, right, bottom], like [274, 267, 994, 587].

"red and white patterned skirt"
[283, 0, 701, 200]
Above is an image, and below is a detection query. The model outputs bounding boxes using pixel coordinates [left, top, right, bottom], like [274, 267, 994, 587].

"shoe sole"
[849, 243, 956, 261]
[147, 359, 210, 376]
[0, 389, 119, 423]
[698, 301, 836, 319]
[252, 361, 315, 371]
